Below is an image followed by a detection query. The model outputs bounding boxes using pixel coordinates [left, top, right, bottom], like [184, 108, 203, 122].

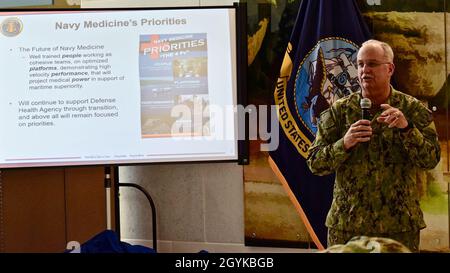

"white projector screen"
[0, 7, 240, 168]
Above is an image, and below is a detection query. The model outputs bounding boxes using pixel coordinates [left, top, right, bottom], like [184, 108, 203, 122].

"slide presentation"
[0, 8, 238, 168]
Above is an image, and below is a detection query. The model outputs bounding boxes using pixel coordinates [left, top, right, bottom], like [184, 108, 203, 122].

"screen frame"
[0, 4, 248, 169]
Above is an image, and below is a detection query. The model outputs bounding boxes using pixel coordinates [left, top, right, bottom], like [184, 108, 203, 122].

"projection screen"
[0, 7, 240, 168]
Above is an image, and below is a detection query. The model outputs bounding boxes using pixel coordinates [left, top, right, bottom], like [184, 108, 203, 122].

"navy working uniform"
[307, 87, 440, 251]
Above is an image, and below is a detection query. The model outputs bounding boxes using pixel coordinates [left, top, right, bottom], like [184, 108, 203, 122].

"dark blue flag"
[269, 0, 371, 249]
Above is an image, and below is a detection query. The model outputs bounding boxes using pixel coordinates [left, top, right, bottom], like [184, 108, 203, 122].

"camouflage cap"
[319, 236, 412, 253]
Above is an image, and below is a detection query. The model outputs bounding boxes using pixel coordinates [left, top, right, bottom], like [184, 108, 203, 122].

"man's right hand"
[343, 120, 372, 151]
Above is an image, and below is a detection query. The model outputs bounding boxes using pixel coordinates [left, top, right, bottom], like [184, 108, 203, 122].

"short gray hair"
[361, 39, 394, 62]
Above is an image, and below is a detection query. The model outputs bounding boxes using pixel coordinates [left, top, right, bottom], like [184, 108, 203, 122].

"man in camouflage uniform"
[307, 39, 440, 252]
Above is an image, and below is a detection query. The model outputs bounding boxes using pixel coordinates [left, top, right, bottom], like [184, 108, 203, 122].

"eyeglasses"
[357, 61, 392, 68]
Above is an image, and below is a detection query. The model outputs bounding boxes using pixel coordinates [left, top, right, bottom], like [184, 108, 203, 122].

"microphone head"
[360, 98, 372, 109]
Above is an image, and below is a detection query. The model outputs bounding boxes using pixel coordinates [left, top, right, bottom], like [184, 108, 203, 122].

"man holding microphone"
[307, 39, 440, 252]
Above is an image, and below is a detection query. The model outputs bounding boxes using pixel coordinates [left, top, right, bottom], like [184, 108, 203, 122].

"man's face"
[357, 45, 394, 92]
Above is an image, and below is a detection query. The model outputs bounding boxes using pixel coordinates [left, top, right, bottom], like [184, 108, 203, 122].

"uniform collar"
[386, 86, 401, 107]
[349, 86, 400, 121]
[355, 85, 400, 109]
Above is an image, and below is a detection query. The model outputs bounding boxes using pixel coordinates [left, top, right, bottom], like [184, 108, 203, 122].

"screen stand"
[108, 166, 158, 252]
[104, 168, 112, 230]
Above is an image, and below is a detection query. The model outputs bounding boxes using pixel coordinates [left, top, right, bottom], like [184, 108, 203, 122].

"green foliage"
[420, 191, 448, 215]
[429, 75, 450, 110]
[420, 179, 448, 215]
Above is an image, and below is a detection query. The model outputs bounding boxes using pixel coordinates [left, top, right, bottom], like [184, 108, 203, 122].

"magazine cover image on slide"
[139, 33, 209, 138]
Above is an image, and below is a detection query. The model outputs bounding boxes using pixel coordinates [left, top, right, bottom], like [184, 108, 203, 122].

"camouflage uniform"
[307, 88, 440, 251]
[327, 227, 419, 252]
[319, 236, 412, 253]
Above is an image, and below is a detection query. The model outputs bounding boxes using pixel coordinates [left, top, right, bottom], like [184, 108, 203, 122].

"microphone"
[360, 98, 372, 120]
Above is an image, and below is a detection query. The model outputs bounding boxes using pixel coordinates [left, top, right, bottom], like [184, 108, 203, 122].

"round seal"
[1, 17, 23, 37]
[294, 37, 360, 135]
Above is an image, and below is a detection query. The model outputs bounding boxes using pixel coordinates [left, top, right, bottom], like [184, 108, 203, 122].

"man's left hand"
[376, 104, 408, 129]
